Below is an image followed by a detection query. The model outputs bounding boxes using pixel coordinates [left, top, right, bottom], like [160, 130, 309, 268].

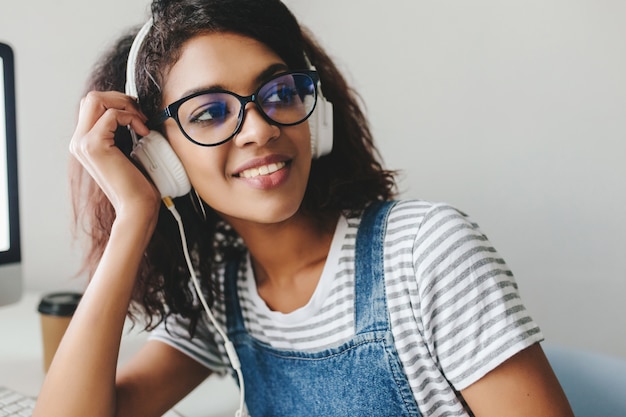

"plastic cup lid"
[37, 292, 82, 316]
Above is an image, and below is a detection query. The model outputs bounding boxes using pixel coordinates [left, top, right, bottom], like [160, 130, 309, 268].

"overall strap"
[224, 255, 245, 334]
[354, 200, 398, 334]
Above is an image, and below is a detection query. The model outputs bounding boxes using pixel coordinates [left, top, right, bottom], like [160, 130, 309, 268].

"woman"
[33, 0, 574, 416]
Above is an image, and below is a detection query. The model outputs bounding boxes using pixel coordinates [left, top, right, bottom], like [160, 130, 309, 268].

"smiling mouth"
[236, 161, 287, 179]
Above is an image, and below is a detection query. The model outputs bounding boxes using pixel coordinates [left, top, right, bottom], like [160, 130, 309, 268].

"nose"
[232, 102, 280, 148]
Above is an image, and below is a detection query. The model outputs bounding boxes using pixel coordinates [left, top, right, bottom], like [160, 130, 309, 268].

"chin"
[217, 197, 304, 227]
[253, 203, 302, 224]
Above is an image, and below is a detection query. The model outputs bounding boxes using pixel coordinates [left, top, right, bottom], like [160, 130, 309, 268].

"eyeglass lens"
[176, 72, 317, 146]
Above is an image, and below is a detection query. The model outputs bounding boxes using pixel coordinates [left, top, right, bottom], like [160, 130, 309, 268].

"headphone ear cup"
[131, 131, 191, 198]
[310, 96, 333, 159]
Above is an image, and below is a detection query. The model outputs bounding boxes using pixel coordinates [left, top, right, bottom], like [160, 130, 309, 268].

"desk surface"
[0, 292, 240, 417]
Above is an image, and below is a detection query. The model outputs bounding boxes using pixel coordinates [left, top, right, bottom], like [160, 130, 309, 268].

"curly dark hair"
[70, 0, 397, 333]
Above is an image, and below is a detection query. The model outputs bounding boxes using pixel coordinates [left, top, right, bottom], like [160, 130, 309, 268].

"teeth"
[239, 161, 286, 178]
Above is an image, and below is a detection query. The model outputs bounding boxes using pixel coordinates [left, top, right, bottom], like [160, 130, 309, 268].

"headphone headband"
[125, 18, 154, 98]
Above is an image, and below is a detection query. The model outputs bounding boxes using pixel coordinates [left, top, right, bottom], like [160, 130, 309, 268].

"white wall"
[0, 0, 153, 292]
[1, 0, 624, 358]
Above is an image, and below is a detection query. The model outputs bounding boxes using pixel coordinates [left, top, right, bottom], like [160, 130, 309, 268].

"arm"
[32, 91, 206, 417]
[405, 203, 572, 416]
[115, 341, 212, 417]
[33, 214, 155, 417]
[461, 343, 574, 417]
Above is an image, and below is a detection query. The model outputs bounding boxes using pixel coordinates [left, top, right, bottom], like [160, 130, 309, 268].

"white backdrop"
[1, 0, 624, 358]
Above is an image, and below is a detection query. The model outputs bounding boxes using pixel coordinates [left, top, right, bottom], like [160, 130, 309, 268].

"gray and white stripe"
[150, 200, 543, 417]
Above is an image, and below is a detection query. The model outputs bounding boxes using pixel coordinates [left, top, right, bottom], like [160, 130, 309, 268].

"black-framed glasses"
[156, 70, 320, 147]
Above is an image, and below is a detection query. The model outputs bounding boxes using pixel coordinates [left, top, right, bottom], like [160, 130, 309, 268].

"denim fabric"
[224, 201, 422, 417]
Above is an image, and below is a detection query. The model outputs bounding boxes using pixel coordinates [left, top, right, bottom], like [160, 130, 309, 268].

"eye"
[262, 84, 299, 106]
[188, 100, 231, 125]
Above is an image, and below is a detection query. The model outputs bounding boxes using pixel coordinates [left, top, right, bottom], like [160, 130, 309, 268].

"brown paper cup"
[37, 292, 82, 372]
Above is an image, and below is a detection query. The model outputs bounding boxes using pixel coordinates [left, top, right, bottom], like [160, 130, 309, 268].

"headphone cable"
[163, 197, 247, 417]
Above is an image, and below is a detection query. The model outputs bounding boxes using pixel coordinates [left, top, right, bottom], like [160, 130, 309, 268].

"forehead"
[161, 32, 286, 104]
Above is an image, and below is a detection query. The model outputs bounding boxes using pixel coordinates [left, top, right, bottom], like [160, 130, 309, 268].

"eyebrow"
[177, 62, 289, 99]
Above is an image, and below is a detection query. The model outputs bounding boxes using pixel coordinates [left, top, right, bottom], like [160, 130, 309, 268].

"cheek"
[299, 121, 313, 157]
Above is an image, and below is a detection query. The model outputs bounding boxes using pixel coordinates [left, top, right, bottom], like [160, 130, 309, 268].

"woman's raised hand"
[70, 91, 161, 219]
[34, 91, 170, 417]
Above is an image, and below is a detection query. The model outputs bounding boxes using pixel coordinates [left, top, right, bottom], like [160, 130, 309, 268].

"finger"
[80, 91, 149, 130]
[70, 107, 149, 163]
[75, 91, 148, 137]
[82, 90, 147, 118]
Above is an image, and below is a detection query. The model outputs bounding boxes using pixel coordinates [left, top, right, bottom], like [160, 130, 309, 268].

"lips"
[238, 161, 287, 179]
[231, 155, 292, 190]
[232, 154, 290, 178]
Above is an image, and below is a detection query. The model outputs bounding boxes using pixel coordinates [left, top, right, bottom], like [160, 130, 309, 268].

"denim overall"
[224, 201, 422, 416]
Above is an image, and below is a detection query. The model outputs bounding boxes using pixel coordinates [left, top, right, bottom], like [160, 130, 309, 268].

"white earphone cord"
[127, 18, 246, 415]
[163, 197, 248, 417]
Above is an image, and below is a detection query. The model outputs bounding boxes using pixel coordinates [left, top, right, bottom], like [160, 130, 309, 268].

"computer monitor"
[0, 41, 22, 307]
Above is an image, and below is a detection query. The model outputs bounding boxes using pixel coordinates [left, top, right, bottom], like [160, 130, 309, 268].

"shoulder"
[382, 201, 545, 391]
[384, 199, 504, 288]
[353, 199, 478, 254]
[382, 199, 478, 244]
[388, 199, 474, 223]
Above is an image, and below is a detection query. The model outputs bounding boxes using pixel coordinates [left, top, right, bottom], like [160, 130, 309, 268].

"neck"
[224, 211, 338, 312]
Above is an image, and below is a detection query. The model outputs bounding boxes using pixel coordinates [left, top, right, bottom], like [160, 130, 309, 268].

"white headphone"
[306, 63, 334, 159]
[125, 19, 191, 199]
[125, 18, 333, 200]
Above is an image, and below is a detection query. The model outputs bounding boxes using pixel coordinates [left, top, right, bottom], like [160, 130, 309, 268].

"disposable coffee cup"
[37, 292, 82, 372]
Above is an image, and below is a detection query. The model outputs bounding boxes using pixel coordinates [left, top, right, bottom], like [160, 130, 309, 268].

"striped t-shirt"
[150, 200, 543, 416]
